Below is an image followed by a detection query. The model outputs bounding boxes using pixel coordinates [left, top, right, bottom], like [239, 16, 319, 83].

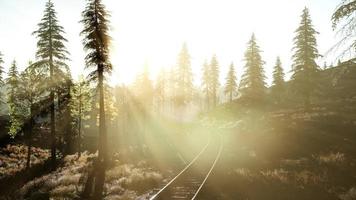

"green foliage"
[0, 51, 4, 85]
[167, 67, 178, 110]
[70, 76, 92, 155]
[70, 76, 92, 125]
[90, 84, 117, 128]
[200, 56, 220, 108]
[209, 55, 220, 106]
[81, 0, 113, 172]
[331, 0, 356, 58]
[239, 34, 266, 101]
[224, 62, 237, 102]
[271, 57, 285, 102]
[81, 0, 112, 82]
[291, 8, 320, 106]
[18, 62, 46, 120]
[7, 61, 46, 138]
[155, 69, 167, 113]
[33, 0, 70, 80]
[176, 43, 193, 106]
[6, 60, 20, 137]
[0, 51, 5, 106]
[33, 0, 70, 163]
[201, 60, 211, 109]
[134, 65, 154, 108]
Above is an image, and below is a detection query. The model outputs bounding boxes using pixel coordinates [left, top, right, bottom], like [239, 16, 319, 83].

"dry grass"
[104, 162, 163, 199]
[339, 187, 356, 200]
[313, 152, 345, 164]
[16, 152, 163, 200]
[18, 151, 95, 199]
[0, 144, 49, 179]
[232, 149, 355, 199]
[235, 167, 324, 187]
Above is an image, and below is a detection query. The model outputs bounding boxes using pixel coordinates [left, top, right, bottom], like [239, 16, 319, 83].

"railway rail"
[149, 134, 223, 200]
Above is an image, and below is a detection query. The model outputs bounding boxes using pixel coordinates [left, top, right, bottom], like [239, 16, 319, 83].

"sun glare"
[107, 0, 325, 86]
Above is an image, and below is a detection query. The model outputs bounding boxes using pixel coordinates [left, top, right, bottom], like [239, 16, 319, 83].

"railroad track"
[149, 135, 223, 200]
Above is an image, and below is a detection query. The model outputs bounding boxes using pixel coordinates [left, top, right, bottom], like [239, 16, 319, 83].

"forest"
[0, 0, 356, 199]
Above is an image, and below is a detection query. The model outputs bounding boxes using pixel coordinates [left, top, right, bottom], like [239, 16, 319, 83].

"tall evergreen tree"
[70, 76, 91, 157]
[176, 43, 193, 106]
[224, 62, 237, 102]
[271, 57, 285, 103]
[0, 52, 4, 85]
[291, 7, 320, 107]
[201, 60, 211, 110]
[210, 55, 220, 107]
[168, 67, 177, 112]
[134, 65, 154, 109]
[81, 0, 112, 198]
[239, 34, 266, 102]
[133, 67, 153, 140]
[33, 0, 70, 166]
[6, 60, 20, 137]
[155, 69, 167, 114]
[0, 52, 4, 106]
[114, 85, 129, 138]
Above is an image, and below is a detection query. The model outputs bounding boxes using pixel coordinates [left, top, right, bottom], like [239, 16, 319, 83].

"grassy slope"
[197, 62, 356, 199]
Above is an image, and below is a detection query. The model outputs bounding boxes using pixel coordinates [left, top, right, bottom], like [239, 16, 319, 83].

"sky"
[0, 0, 341, 86]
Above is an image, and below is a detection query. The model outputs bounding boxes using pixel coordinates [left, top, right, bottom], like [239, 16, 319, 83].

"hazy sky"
[0, 0, 341, 86]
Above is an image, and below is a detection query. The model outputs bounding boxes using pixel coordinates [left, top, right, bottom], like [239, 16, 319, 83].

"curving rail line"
[149, 135, 223, 200]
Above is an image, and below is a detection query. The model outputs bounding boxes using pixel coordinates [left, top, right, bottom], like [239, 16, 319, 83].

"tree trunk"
[26, 123, 32, 169]
[50, 70, 56, 167]
[49, 15, 56, 169]
[97, 67, 107, 163]
[26, 105, 34, 169]
[93, 65, 107, 199]
[78, 99, 82, 158]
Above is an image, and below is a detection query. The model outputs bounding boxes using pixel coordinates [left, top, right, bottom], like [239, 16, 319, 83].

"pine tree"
[337, 59, 342, 66]
[323, 62, 328, 70]
[114, 85, 129, 138]
[70, 76, 91, 157]
[271, 57, 285, 103]
[168, 67, 177, 112]
[16, 62, 46, 168]
[135, 65, 154, 109]
[0, 52, 4, 85]
[224, 62, 237, 102]
[33, 0, 70, 166]
[176, 43, 193, 106]
[80, 0, 112, 197]
[210, 55, 220, 107]
[6, 60, 20, 137]
[291, 7, 320, 107]
[134, 67, 152, 130]
[155, 69, 167, 114]
[0, 52, 4, 106]
[239, 34, 266, 102]
[201, 60, 211, 109]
